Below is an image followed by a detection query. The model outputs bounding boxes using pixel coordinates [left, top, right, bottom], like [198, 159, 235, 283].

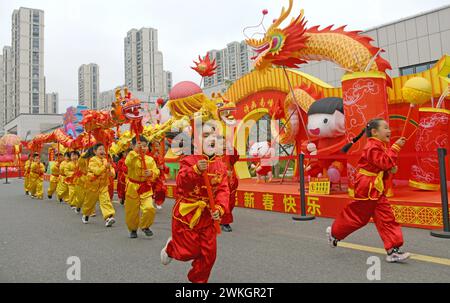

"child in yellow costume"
[29, 153, 45, 200]
[81, 143, 116, 227]
[56, 152, 71, 203]
[72, 150, 91, 214]
[24, 155, 32, 195]
[47, 153, 63, 199]
[125, 136, 160, 238]
[65, 151, 79, 209]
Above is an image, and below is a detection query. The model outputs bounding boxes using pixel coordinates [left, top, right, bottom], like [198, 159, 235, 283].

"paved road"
[0, 179, 449, 283]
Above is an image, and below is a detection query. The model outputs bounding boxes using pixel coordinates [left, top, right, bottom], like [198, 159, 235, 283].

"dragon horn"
[115, 88, 122, 101]
[268, 0, 293, 31]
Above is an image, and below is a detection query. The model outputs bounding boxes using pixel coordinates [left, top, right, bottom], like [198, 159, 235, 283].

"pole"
[293, 153, 315, 221]
[4, 166, 10, 184]
[431, 148, 450, 239]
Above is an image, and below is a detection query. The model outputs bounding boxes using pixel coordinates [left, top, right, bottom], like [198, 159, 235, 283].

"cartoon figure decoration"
[249, 141, 275, 183]
[305, 97, 346, 184]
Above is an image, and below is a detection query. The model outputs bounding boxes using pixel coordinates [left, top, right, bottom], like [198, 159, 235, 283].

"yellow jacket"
[125, 150, 160, 183]
[59, 160, 69, 181]
[49, 161, 61, 183]
[24, 160, 31, 176]
[87, 156, 115, 190]
[75, 157, 89, 186]
[64, 161, 77, 184]
[29, 162, 45, 181]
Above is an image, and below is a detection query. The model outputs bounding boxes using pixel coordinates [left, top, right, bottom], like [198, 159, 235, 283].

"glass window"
[415, 64, 428, 73]
[400, 67, 414, 76]
[32, 107, 39, 114]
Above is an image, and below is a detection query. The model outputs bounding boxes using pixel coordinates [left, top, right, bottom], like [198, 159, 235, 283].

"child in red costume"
[116, 150, 130, 205]
[160, 122, 230, 283]
[218, 135, 239, 232]
[149, 141, 169, 210]
[327, 118, 410, 263]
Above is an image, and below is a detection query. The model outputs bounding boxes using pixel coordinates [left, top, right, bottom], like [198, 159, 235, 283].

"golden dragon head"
[212, 92, 237, 127]
[111, 87, 143, 123]
[245, 0, 309, 70]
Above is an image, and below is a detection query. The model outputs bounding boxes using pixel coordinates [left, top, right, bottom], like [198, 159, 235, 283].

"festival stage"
[166, 179, 449, 230]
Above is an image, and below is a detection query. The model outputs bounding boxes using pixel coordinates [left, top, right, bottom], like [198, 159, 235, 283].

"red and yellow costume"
[331, 138, 404, 251]
[116, 157, 127, 202]
[64, 160, 77, 206]
[72, 156, 89, 209]
[47, 160, 61, 198]
[166, 155, 229, 283]
[124, 150, 160, 231]
[150, 152, 169, 206]
[221, 149, 240, 225]
[56, 160, 70, 202]
[82, 156, 116, 219]
[29, 161, 45, 199]
[24, 159, 31, 193]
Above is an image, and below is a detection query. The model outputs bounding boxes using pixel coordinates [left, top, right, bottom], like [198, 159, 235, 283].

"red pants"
[117, 177, 126, 200]
[166, 220, 217, 283]
[331, 196, 404, 251]
[221, 191, 236, 225]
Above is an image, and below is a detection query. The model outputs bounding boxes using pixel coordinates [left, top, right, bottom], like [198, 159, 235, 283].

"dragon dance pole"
[203, 170, 221, 234]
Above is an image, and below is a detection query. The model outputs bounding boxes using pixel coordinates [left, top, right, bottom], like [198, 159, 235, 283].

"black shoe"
[142, 228, 154, 237]
[25, 191, 29, 196]
[120, 199, 125, 205]
[59, 198, 63, 203]
[221, 224, 233, 232]
[129, 231, 138, 239]
[48, 195, 52, 199]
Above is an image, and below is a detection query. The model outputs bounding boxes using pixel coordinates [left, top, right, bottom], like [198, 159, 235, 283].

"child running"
[149, 140, 168, 210]
[47, 153, 63, 200]
[124, 136, 159, 238]
[327, 118, 410, 263]
[81, 143, 116, 227]
[160, 122, 229, 283]
[28, 153, 45, 200]
[116, 150, 130, 205]
[56, 152, 71, 203]
[23, 154, 32, 195]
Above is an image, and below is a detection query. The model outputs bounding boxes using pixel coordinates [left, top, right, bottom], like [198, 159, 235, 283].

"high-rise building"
[78, 63, 99, 109]
[163, 70, 172, 95]
[124, 28, 170, 97]
[3, 46, 13, 124]
[11, 8, 45, 116]
[0, 54, 4, 131]
[203, 41, 254, 92]
[45, 92, 59, 114]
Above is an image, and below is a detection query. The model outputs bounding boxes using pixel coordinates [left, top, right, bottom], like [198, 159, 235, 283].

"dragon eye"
[122, 101, 126, 106]
[323, 118, 329, 124]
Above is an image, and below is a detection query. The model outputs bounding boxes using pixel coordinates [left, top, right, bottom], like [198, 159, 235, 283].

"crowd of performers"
[20, 117, 410, 283]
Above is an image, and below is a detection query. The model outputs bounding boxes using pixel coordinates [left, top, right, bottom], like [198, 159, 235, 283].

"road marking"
[339, 242, 450, 266]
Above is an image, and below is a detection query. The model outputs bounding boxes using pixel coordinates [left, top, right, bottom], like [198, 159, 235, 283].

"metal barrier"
[430, 148, 450, 239]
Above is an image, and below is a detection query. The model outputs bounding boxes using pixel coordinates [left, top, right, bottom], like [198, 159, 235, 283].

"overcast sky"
[1, 0, 449, 111]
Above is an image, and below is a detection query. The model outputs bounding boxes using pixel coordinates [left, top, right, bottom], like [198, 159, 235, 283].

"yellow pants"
[82, 185, 115, 220]
[56, 179, 69, 201]
[24, 175, 30, 193]
[67, 184, 76, 206]
[73, 184, 86, 209]
[29, 177, 43, 199]
[125, 183, 156, 231]
[48, 181, 58, 198]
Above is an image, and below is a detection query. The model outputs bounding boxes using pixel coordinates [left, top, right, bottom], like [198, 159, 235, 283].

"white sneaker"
[81, 215, 89, 224]
[386, 248, 410, 263]
[105, 217, 116, 227]
[160, 237, 173, 265]
[71, 207, 77, 211]
[326, 226, 338, 248]
[156, 205, 163, 210]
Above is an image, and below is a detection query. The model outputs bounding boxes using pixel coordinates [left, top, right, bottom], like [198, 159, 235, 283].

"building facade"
[124, 28, 171, 97]
[45, 92, 58, 114]
[78, 63, 99, 109]
[203, 41, 254, 92]
[11, 8, 46, 117]
[298, 5, 450, 87]
[2, 46, 14, 125]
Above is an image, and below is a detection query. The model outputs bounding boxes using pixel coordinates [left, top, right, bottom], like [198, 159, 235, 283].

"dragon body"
[246, 0, 391, 80]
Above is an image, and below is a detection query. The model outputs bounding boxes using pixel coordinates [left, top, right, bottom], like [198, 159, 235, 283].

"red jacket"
[223, 149, 240, 193]
[354, 138, 400, 200]
[173, 155, 230, 230]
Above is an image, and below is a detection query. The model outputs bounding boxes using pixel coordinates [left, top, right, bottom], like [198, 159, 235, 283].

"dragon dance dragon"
[246, 0, 391, 78]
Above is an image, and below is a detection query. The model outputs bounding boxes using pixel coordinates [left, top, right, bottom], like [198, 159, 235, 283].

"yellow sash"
[359, 169, 384, 194]
[179, 201, 208, 229]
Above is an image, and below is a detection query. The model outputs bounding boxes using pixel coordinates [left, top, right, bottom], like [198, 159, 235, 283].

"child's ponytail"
[341, 118, 385, 153]
[341, 128, 366, 153]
